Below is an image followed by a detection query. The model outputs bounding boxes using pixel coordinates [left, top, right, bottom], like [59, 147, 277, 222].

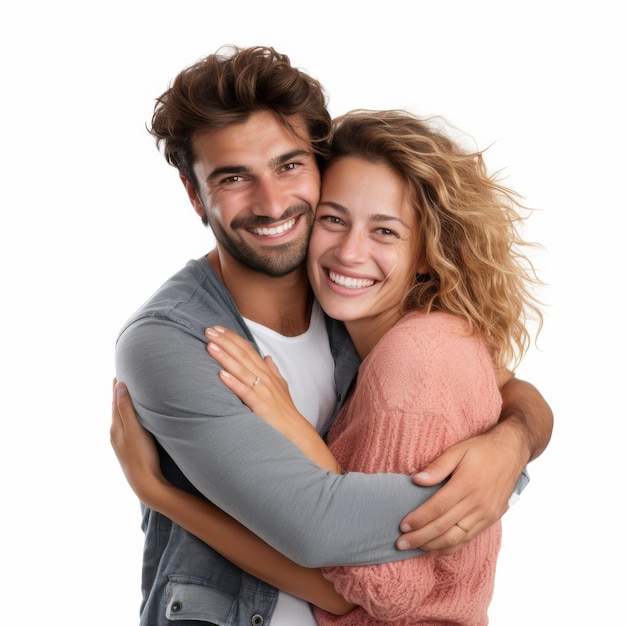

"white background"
[2, 1, 623, 623]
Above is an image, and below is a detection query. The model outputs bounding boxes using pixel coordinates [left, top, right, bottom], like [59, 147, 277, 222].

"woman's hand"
[205, 326, 343, 473]
[110, 379, 167, 506]
[205, 326, 309, 433]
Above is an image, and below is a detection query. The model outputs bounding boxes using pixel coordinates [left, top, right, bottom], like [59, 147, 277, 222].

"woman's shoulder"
[381, 311, 473, 353]
[367, 311, 491, 383]
[396, 309, 469, 331]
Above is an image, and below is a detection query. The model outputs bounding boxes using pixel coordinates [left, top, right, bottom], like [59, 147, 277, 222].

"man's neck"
[208, 249, 313, 336]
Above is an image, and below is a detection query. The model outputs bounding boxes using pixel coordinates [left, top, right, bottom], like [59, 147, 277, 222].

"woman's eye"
[319, 215, 343, 225]
[375, 227, 398, 237]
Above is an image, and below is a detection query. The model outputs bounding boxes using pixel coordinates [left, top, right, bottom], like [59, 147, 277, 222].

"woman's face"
[307, 156, 425, 332]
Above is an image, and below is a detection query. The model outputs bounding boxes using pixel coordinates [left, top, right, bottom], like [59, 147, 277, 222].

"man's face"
[184, 110, 321, 277]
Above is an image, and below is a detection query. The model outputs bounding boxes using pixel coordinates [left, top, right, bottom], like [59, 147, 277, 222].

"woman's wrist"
[128, 472, 173, 511]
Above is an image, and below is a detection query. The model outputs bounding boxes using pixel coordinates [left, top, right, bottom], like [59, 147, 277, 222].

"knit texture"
[314, 311, 503, 626]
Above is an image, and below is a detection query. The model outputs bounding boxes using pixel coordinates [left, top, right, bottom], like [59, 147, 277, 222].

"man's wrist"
[491, 415, 531, 471]
[499, 377, 553, 462]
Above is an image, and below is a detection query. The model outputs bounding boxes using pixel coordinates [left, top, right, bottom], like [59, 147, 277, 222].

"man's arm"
[499, 376, 553, 461]
[110, 380, 356, 615]
[398, 376, 553, 553]
[116, 318, 438, 568]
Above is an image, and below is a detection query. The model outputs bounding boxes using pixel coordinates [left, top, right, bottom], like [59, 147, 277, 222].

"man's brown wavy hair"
[149, 45, 332, 190]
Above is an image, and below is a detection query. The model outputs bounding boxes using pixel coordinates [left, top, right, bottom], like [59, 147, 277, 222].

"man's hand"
[396, 424, 525, 555]
[396, 375, 553, 555]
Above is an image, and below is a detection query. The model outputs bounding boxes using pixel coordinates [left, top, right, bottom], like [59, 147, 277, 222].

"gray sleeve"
[116, 318, 439, 568]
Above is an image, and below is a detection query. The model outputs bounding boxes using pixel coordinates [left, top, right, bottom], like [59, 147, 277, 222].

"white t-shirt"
[245, 300, 336, 625]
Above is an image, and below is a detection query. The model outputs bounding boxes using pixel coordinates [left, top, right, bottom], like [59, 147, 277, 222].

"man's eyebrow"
[207, 164, 251, 181]
[206, 150, 312, 182]
[269, 149, 312, 169]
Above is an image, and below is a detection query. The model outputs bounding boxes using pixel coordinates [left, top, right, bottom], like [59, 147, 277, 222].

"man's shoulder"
[128, 256, 222, 318]
[118, 257, 240, 340]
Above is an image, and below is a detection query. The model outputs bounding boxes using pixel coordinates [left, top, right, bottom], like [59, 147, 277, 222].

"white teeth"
[329, 270, 375, 289]
[250, 218, 296, 237]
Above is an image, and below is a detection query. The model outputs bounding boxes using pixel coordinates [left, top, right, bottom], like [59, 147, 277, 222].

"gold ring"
[252, 376, 260, 388]
[455, 522, 469, 533]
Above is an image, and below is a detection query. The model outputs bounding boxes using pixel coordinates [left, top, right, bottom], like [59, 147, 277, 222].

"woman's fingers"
[206, 326, 268, 385]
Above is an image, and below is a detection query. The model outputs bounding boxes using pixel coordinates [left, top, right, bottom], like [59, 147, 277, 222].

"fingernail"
[397, 540, 410, 550]
[400, 523, 412, 532]
[208, 342, 219, 352]
[414, 471, 429, 480]
[116, 381, 127, 396]
[205, 328, 218, 338]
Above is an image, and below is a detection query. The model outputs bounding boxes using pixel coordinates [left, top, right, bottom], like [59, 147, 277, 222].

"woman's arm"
[205, 326, 344, 473]
[110, 380, 355, 615]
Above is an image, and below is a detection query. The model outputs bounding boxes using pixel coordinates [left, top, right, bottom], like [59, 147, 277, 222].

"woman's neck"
[346, 310, 404, 360]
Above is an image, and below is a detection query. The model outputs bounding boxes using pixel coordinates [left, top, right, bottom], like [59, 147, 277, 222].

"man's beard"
[209, 205, 313, 277]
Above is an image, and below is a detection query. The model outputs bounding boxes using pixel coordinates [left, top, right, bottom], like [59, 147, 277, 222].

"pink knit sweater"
[314, 311, 503, 626]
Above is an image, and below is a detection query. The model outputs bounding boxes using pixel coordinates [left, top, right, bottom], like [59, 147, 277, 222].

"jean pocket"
[165, 577, 235, 623]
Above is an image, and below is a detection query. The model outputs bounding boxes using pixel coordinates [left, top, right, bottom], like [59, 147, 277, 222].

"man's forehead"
[191, 113, 314, 173]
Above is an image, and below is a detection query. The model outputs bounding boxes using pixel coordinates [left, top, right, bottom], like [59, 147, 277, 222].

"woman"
[112, 109, 543, 624]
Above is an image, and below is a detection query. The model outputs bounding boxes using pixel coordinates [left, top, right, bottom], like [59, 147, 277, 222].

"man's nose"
[250, 178, 286, 219]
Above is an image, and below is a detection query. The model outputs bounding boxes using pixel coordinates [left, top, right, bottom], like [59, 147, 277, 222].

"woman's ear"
[415, 249, 431, 275]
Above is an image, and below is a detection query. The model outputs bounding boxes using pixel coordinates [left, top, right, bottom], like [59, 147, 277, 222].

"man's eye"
[222, 175, 245, 184]
[281, 162, 298, 172]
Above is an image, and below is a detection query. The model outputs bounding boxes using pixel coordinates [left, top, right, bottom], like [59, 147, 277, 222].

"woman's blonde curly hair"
[329, 109, 544, 370]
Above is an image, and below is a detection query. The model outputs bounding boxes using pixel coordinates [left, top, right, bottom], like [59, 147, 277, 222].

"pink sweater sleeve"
[316, 312, 502, 624]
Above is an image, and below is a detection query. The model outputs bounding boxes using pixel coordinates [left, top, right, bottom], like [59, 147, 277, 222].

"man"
[114, 45, 553, 625]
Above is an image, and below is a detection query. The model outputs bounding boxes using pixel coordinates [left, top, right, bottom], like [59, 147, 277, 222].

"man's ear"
[180, 173, 206, 219]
